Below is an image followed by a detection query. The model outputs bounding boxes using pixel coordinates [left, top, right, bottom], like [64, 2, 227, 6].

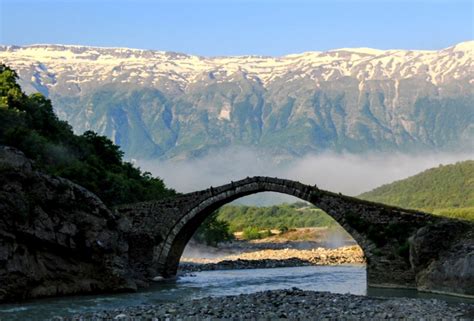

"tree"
[0, 64, 24, 110]
[0, 64, 176, 207]
[194, 211, 234, 246]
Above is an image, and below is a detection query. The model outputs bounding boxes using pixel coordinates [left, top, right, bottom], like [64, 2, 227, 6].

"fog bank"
[138, 148, 473, 205]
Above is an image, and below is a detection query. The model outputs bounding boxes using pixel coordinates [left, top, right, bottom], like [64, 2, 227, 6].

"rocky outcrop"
[0, 146, 137, 302]
[409, 221, 474, 296]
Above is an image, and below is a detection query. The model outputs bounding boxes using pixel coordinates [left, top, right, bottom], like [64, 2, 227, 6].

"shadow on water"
[367, 287, 474, 304]
[0, 265, 472, 321]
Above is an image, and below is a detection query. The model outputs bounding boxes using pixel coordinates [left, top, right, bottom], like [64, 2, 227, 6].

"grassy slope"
[359, 160, 474, 221]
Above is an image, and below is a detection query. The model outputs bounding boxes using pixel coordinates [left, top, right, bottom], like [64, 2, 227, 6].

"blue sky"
[1, 0, 472, 56]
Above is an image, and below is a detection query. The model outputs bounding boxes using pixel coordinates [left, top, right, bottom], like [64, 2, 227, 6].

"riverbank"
[180, 227, 363, 272]
[63, 288, 474, 320]
[180, 245, 365, 272]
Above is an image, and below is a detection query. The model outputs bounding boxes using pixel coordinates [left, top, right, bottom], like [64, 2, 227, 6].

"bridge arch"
[156, 177, 401, 283]
[117, 176, 473, 296]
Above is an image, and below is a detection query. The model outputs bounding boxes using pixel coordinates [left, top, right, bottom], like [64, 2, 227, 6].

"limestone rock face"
[409, 221, 474, 296]
[0, 146, 137, 302]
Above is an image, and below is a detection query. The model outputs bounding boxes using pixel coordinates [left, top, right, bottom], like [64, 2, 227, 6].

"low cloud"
[138, 148, 473, 205]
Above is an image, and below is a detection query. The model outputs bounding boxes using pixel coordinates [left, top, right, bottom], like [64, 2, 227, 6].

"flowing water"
[0, 265, 472, 321]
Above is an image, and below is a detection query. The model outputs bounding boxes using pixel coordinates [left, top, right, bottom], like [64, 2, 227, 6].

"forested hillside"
[217, 203, 338, 232]
[0, 64, 175, 206]
[359, 160, 474, 220]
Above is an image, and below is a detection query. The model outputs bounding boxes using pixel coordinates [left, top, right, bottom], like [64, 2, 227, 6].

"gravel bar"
[61, 288, 474, 320]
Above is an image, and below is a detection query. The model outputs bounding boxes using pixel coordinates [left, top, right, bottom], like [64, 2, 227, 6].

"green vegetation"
[240, 227, 273, 240]
[217, 202, 338, 232]
[193, 212, 234, 246]
[430, 207, 474, 221]
[359, 161, 474, 221]
[0, 64, 175, 206]
[241, 227, 264, 240]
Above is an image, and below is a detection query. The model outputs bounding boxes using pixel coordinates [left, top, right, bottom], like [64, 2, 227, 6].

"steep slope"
[359, 160, 474, 212]
[0, 64, 175, 206]
[1, 42, 473, 159]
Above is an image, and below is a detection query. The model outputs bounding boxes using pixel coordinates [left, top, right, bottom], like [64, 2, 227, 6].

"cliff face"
[0, 146, 138, 301]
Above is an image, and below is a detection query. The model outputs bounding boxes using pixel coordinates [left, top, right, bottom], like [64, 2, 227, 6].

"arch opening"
[180, 192, 363, 267]
[159, 186, 369, 278]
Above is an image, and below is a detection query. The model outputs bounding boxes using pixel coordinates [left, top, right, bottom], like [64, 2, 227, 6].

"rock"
[0, 146, 136, 302]
[114, 314, 128, 319]
[409, 221, 474, 296]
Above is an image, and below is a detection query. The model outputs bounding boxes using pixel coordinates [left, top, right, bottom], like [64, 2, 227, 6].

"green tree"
[194, 211, 234, 246]
[0, 64, 175, 207]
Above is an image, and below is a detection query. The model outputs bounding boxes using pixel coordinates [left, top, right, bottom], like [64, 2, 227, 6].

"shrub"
[242, 227, 262, 240]
[278, 224, 289, 234]
[217, 203, 338, 231]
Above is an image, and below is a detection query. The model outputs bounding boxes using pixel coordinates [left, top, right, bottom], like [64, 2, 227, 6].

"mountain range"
[0, 42, 472, 160]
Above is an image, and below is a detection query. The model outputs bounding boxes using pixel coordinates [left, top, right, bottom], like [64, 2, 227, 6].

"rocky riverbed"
[62, 288, 474, 320]
[180, 246, 365, 272]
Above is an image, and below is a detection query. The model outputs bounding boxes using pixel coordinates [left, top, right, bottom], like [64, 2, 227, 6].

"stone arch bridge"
[118, 176, 473, 296]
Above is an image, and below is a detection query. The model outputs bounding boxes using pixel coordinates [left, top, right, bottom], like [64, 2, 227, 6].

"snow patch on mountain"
[0, 41, 472, 92]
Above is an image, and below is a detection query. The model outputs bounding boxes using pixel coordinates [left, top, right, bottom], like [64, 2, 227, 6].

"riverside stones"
[64, 289, 474, 320]
[179, 246, 365, 273]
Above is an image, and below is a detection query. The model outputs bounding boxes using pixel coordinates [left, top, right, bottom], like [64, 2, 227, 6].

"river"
[1, 265, 472, 321]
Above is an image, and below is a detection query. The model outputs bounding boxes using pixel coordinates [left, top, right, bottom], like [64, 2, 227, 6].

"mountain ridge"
[1, 41, 472, 160]
[1, 41, 472, 89]
[2, 40, 472, 57]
